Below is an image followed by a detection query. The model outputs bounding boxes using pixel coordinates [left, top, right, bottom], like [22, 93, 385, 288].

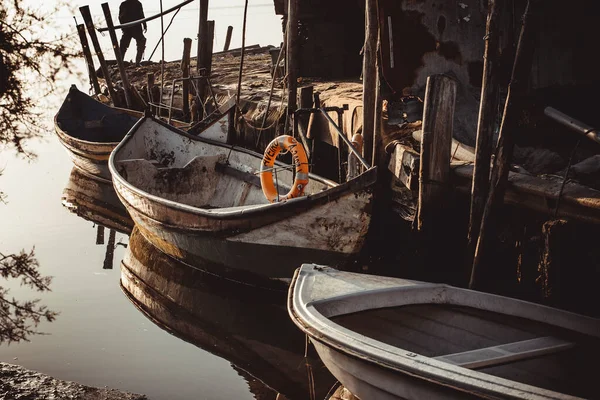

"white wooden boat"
[120, 228, 336, 398]
[288, 264, 600, 400]
[109, 116, 377, 288]
[61, 167, 133, 234]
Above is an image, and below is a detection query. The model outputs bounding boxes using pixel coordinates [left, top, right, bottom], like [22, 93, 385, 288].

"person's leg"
[134, 32, 147, 66]
[120, 31, 133, 60]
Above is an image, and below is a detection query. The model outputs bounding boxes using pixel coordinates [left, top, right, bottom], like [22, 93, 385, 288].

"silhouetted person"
[119, 0, 147, 66]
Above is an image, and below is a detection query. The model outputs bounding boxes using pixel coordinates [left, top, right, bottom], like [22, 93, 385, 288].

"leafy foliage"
[0, 0, 78, 155]
[0, 249, 57, 344]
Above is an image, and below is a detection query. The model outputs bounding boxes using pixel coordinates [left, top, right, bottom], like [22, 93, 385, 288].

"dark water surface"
[0, 85, 334, 399]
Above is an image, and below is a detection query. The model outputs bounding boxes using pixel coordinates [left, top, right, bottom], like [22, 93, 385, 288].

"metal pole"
[319, 109, 370, 169]
[544, 107, 600, 145]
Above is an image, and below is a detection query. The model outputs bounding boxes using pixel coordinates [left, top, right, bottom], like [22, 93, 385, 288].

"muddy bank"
[0, 363, 147, 400]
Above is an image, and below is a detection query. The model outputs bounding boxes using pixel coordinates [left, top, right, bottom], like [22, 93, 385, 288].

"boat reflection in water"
[120, 227, 336, 399]
[62, 167, 133, 269]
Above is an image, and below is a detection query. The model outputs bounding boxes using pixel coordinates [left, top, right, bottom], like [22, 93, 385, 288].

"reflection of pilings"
[96, 225, 105, 245]
[103, 229, 116, 270]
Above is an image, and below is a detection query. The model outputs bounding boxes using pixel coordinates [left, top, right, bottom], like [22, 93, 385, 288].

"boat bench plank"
[215, 162, 290, 196]
[433, 336, 574, 369]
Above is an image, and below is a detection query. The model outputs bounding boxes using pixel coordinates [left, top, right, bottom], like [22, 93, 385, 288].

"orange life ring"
[260, 135, 309, 203]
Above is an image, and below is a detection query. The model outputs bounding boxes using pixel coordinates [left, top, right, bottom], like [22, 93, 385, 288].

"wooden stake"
[147, 72, 155, 115]
[417, 75, 457, 233]
[79, 5, 120, 106]
[236, 0, 249, 112]
[197, 0, 209, 73]
[467, 0, 503, 266]
[101, 2, 133, 109]
[182, 38, 192, 120]
[223, 26, 233, 52]
[206, 20, 215, 76]
[470, 0, 541, 289]
[362, 0, 378, 166]
[75, 24, 101, 95]
[285, 0, 299, 132]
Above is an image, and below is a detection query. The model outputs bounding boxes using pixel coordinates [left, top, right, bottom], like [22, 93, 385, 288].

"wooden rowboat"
[120, 227, 335, 399]
[109, 116, 377, 288]
[288, 264, 600, 400]
[54, 85, 142, 180]
[54, 85, 232, 181]
[61, 167, 133, 234]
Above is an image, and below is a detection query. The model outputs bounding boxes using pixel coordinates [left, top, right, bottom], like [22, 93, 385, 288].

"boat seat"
[433, 336, 574, 369]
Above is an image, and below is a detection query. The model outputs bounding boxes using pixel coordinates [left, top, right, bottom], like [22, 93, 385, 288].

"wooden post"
[197, 0, 209, 73]
[236, 0, 249, 112]
[362, 0, 379, 166]
[96, 225, 105, 245]
[181, 38, 192, 120]
[372, 45, 383, 166]
[146, 72, 157, 115]
[466, 0, 503, 266]
[102, 229, 116, 270]
[286, 0, 299, 133]
[297, 85, 314, 157]
[223, 26, 233, 52]
[101, 2, 133, 109]
[79, 5, 120, 106]
[470, 0, 541, 289]
[75, 24, 101, 95]
[206, 20, 215, 76]
[416, 75, 457, 233]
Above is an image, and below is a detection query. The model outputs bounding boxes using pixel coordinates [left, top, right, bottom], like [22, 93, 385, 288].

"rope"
[148, 7, 181, 61]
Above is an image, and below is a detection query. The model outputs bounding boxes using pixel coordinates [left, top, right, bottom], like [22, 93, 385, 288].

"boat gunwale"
[287, 264, 599, 400]
[109, 116, 377, 221]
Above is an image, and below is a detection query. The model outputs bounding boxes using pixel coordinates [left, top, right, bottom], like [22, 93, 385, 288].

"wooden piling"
[470, 0, 541, 289]
[206, 20, 215, 76]
[223, 26, 233, 52]
[286, 0, 299, 132]
[416, 75, 457, 233]
[79, 5, 120, 106]
[101, 2, 133, 109]
[147, 72, 155, 115]
[236, 0, 249, 113]
[297, 85, 314, 157]
[181, 38, 192, 120]
[196, 0, 209, 73]
[75, 24, 101, 95]
[467, 0, 503, 267]
[362, 0, 379, 166]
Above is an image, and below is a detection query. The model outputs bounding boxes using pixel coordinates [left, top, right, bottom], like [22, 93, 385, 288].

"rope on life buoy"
[260, 135, 309, 203]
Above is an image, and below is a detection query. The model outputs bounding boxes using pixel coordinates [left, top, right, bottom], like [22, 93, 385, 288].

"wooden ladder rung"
[433, 336, 574, 369]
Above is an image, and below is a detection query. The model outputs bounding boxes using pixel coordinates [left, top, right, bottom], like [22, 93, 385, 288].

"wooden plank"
[467, 0, 504, 260]
[417, 75, 457, 232]
[79, 5, 120, 106]
[434, 336, 574, 369]
[101, 2, 133, 109]
[75, 24, 101, 96]
[471, 0, 543, 288]
[387, 143, 419, 190]
[362, 0, 379, 166]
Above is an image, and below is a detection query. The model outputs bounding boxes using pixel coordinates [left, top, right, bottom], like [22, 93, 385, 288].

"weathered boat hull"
[110, 116, 377, 287]
[120, 228, 335, 398]
[289, 265, 600, 400]
[54, 85, 142, 180]
[62, 167, 133, 234]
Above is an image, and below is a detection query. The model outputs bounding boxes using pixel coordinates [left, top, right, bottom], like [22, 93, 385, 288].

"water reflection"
[121, 227, 336, 399]
[61, 167, 133, 235]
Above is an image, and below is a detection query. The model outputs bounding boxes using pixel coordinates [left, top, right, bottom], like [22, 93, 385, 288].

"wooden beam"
[471, 0, 541, 289]
[417, 75, 457, 233]
[362, 0, 379, 166]
[467, 0, 503, 266]
[223, 26, 233, 52]
[196, 0, 208, 73]
[286, 0, 299, 132]
[101, 2, 133, 109]
[181, 38, 192, 120]
[75, 24, 101, 96]
[79, 5, 120, 106]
